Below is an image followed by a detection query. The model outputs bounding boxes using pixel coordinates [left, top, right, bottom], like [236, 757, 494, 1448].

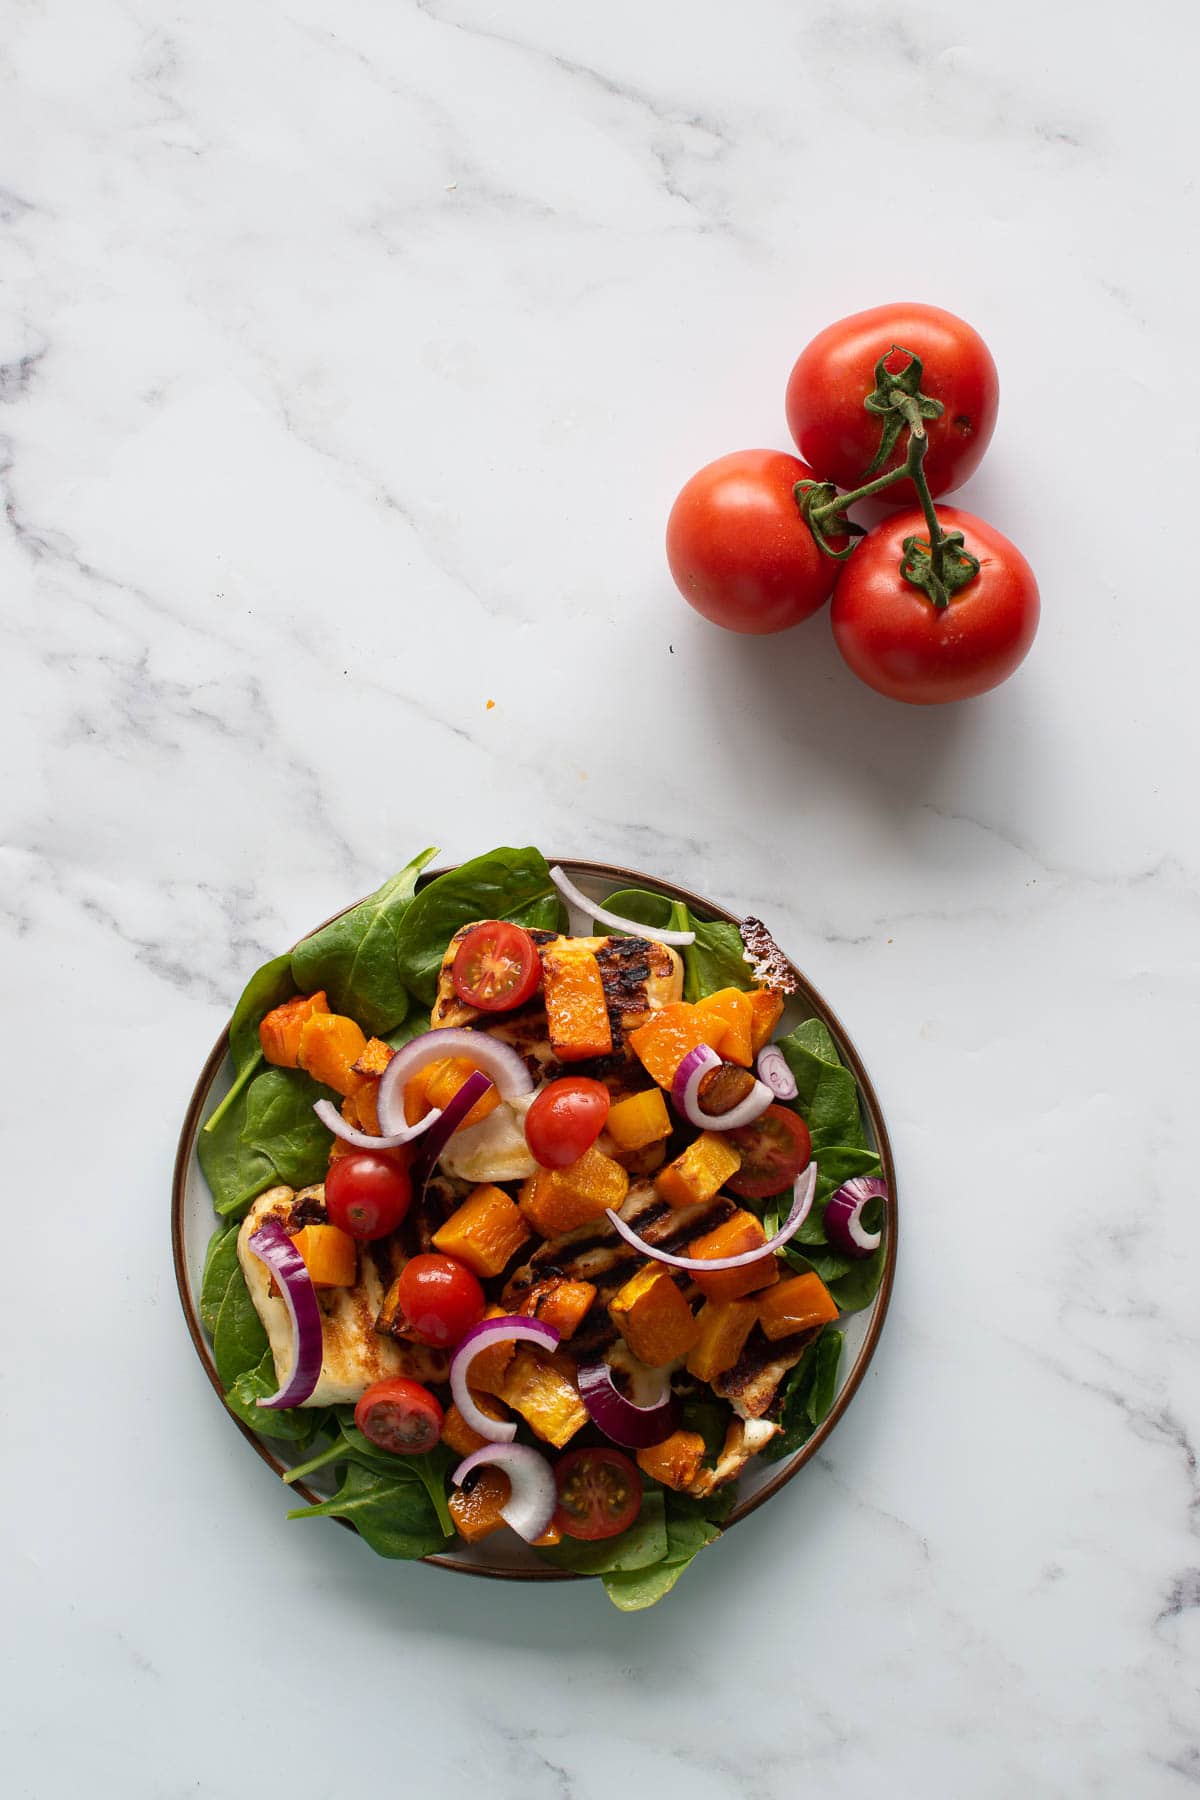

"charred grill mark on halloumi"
[711, 1324, 823, 1419]
[237, 1186, 446, 1405]
[685, 1416, 782, 1497]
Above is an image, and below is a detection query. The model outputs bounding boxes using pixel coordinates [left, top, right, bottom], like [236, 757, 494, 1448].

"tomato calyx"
[861, 345, 944, 476]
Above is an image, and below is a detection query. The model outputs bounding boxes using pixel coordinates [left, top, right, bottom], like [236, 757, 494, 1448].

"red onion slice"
[824, 1176, 886, 1258]
[452, 1442, 558, 1544]
[408, 1071, 494, 1195]
[549, 864, 695, 947]
[755, 1044, 797, 1101]
[312, 1097, 442, 1152]
[672, 1044, 775, 1131]
[448, 1314, 561, 1443]
[246, 1219, 324, 1409]
[376, 1026, 534, 1136]
[605, 1160, 818, 1272]
[578, 1361, 681, 1449]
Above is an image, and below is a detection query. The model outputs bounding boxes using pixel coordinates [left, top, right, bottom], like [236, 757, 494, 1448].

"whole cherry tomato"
[524, 1078, 611, 1168]
[831, 506, 1039, 705]
[393, 1253, 485, 1348]
[325, 1150, 413, 1241]
[786, 303, 999, 503]
[666, 449, 844, 634]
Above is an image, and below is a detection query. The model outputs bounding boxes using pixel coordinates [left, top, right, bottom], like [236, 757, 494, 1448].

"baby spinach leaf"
[198, 1088, 277, 1219]
[224, 1353, 328, 1444]
[203, 953, 297, 1136]
[283, 1412, 455, 1536]
[240, 1067, 335, 1190]
[591, 887, 689, 937]
[807, 1326, 844, 1425]
[777, 1019, 872, 1154]
[199, 1223, 242, 1333]
[600, 1502, 724, 1612]
[212, 1263, 269, 1389]
[762, 1326, 844, 1461]
[683, 918, 755, 1003]
[286, 1462, 446, 1560]
[825, 1249, 886, 1313]
[394, 847, 559, 1004]
[386, 1014, 434, 1051]
[291, 847, 438, 1036]
[536, 1491, 668, 1576]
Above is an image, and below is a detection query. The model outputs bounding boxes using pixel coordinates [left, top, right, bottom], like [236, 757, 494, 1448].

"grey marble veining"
[3, 0, 1199, 1795]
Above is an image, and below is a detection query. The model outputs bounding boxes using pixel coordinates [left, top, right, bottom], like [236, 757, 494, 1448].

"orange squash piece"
[609, 1264, 700, 1366]
[518, 1146, 629, 1237]
[636, 1429, 706, 1491]
[433, 1184, 532, 1279]
[520, 1277, 597, 1340]
[493, 1347, 588, 1447]
[628, 1002, 726, 1090]
[541, 944, 612, 1062]
[352, 1080, 382, 1136]
[440, 1393, 511, 1458]
[259, 991, 329, 1068]
[695, 988, 755, 1067]
[605, 1087, 672, 1152]
[297, 1012, 369, 1097]
[686, 1210, 781, 1303]
[291, 1223, 357, 1288]
[748, 989, 785, 1056]
[757, 1272, 839, 1341]
[459, 1304, 515, 1392]
[404, 1056, 500, 1131]
[655, 1131, 742, 1210]
[448, 1467, 510, 1542]
[352, 1037, 394, 1079]
[686, 1297, 758, 1382]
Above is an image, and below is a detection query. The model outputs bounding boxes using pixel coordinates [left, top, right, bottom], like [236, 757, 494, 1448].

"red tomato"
[554, 1448, 642, 1541]
[452, 922, 541, 1012]
[354, 1377, 444, 1454]
[785, 303, 999, 502]
[393, 1253, 485, 1348]
[727, 1104, 812, 1200]
[524, 1078, 611, 1168]
[831, 506, 1039, 705]
[666, 449, 844, 634]
[325, 1150, 413, 1241]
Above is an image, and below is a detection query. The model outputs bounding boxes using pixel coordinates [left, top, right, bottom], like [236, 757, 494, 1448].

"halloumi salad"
[197, 847, 888, 1611]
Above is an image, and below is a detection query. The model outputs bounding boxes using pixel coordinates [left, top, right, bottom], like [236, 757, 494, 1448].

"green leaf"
[683, 919, 755, 1003]
[239, 1067, 336, 1190]
[777, 1020, 872, 1154]
[386, 1014, 435, 1051]
[825, 1249, 886, 1313]
[198, 1086, 276, 1218]
[600, 1501, 724, 1611]
[199, 1223, 242, 1333]
[290, 848, 438, 1036]
[286, 1461, 446, 1559]
[536, 1491, 668, 1576]
[203, 952, 298, 1136]
[224, 1352, 328, 1444]
[761, 1326, 844, 1461]
[806, 1327, 844, 1426]
[589, 887, 685, 936]
[393, 847, 558, 1005]
[212, 1262, 269, 1389]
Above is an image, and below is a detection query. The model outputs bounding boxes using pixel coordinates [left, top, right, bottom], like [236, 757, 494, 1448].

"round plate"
[173, 859, 897, 1581]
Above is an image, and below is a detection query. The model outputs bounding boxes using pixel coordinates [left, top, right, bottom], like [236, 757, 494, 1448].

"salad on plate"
[193, 846, 889, 1611]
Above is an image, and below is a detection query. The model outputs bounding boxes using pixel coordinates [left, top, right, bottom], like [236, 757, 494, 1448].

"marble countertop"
[4, 1, 1197, 1794]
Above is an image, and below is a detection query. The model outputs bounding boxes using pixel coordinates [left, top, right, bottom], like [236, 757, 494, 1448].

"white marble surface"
[3, 0, 1198, 1793]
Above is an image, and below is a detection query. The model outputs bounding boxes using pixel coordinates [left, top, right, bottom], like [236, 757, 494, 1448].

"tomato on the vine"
[392, 1253, 485, 1348]
[786, 303, 998, 502]
[554, 1447, 642, 1540]
[524, 1078, 610, 1168]
[452, 921, 541, 1012]
[666, 449, 845, 634]
[831, 506, 1039, 705]
[325, 1150, 413, 1241]
[354, 1377, 444, 1453]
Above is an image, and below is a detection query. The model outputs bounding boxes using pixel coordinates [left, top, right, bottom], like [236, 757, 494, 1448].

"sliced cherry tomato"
[727, 1104, 812, 1200]
[393, 1253, 485, 1349]
[452, 921, 541, 1012]
[554, 1447, 642, 1541]
[831, 506, 1040, 705]
[354, 1377, 444, 1454]
[325, 1150, 413, 1241]
[524, 1077, 611, 1168]
[666, 449, 845, 635]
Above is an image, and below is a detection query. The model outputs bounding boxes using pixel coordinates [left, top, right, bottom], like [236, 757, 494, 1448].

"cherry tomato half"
[666, 449, 845, 635]
[354, 1377, 444, 1454]
[325, 1150, 413, 1241]
[554, 1447, 642, 1541]
[785, 302, 999, 503]
[393, 1253, 485, 1349]
[524, 1077, 611, 1168]
[831, 506, 1040, 705]
[727, 1104, 812, 1200]
[452, 921, 541, 1012]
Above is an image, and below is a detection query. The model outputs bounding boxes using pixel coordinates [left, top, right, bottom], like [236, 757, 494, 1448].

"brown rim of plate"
[172, 858, 897, 1584]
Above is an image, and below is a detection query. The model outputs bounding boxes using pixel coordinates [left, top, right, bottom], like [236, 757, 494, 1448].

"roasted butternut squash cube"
[609, 1264, 700, 1366]
[748, 989, 785, 1056]
[352, 1036, 395, 1078]
[406, 1056, 500, 1131]
[542, 943, 612, 1062]
[757, 1272, 839, 1341]
[518, 1146, 629, 1236]
[636, 1429, 707, 1491]
[352, 1079, 381, 1136]
[291, 1224, 357, 1289]
[259, 991, 329, 1068]
[494, 1347, 588, 1447]
[440, 1393, 511, 1458]
[606, 1087, 672, 1151]
[520, 1277, 597, 1340]
[655, 1131, 742, 1210]
[433, 1184, 532, 1279]
[685, 1297, 759, 1383]
[298, 1012, 369, 1097]
[686, 1210, 781, 1303]
[628, 1002, 726, 1090]
[457, 1305, 515, 1392]
[448, 1467, 509, 1541]
[695, 988, 755, 1067]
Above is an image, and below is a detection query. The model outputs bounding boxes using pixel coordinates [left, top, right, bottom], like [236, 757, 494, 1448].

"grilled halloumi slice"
[711, 1325, 820, 1419]
[685, 1416, 781, 1498]
[432, 926, 683, 1043]
[237, 1186, 447, 1406]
